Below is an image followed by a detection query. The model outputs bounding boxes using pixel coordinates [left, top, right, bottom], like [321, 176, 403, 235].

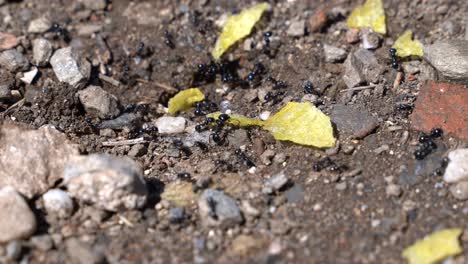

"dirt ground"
[1, 0, 467, 263]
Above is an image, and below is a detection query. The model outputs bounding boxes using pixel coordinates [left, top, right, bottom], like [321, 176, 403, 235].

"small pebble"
[43, 189, 74, 218]
[386, 184, 402, 197]
[155, 116, 186, 134]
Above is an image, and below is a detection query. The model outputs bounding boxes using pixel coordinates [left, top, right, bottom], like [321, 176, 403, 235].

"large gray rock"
[0, 49, 29, 72]
[330, 104, 379, 139]
[50, 47, 91, 88]
[32, 38, 53, 67]
[198, 189, 243, 228]
[64, 154, 148, 212]
[0, 124, 79, 199]
[343, 49, 383, 88]
[0, 187, 37, 243]
[77, 85, 121, 119]
[424, 40, 468, 83]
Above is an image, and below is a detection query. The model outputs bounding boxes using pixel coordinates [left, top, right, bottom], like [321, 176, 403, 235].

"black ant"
[389, 48, 398, 70]
[246, 62, 266, 86]
[235, 149, 256, 167]
[173, 139, 192, 156]
[177, 172, 192, 181]
[264, 90, 285, 104]
[213, 159, 236, 173]
[193, 99, 218, 116]
[164, 30, 175, 49]
[206, 196, 218, 220]
[312, 157, 343, 172]
[414, 128, 443, 160]
[195, 117, 215, 132]
[50, 23, 70, 42]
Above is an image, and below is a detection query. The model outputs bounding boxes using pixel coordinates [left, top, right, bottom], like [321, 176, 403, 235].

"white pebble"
[259, 111, 271, 121]
[443, 148, 468, 183]
[43, 189, 74, 218]
[155, 116, 186, 134]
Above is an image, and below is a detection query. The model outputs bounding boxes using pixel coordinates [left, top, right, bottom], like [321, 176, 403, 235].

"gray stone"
[0, 124, 79, 199]
[227, 129, 250, 147]
[65, 238, 105, 264]
[0, 49, 29, 72]
[50, 47, 91, 88]
[64, 154, 148, 212]
[287, 20, 305, 37]
[264, 172, 289, 193]
[43, 189, 74, 218]
[361, 28, 381, 50]
[77, 85, 121, 119]
[449, 181, 468, 200]
[0, 187, 37, 243]
[32, 38, 53, 66]
[80, 0, 107, 10]
[155, 116, 186, 134]
[399, 145, 447, 186]
[424, 40, 468, 83]
[5, 240, 22, 260]
[386, 184, 402, 197]
[330, 104, 379, 138]
[260, 149, 275, 165]
[98, 113, 140, 130]
[0, 84, 12, 101]
[443, 148, 468, 183]
[77, 24, 104, 36]
[169, 207, 185, 223]
[128, 144, 147, 157]
[323, 44, 347, 63]
[30, 235, 54, 251]
[343, 48, 382, 88]
[28, 17, 52, 33]
[285, 184, 304, 203]
[402, 61, 420, 75]
[198, 189, 243, 228]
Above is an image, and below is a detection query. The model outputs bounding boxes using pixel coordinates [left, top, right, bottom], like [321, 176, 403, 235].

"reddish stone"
[0, 33, 18, 51]
[308, 9, 328, 33]
[410, 81, 468, 139]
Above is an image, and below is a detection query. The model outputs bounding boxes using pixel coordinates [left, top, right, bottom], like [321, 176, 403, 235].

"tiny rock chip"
[64, 154, 148, 212]
[0, 187, 37, 243]
[331, 104, 379, 139]
[264, 172, 289, 192]
[287, 20, 305, 37]
[198, 189, 243, 228]
[77, 85, 121, 119]
[449, 182, 468, 200]
[50, 47, 91, 88]
[323, 44, 347, 63]
[155, 116, 186, 134]
[423, 40, 468, 83]
[443, 148, 468, 183]
[42, 189, 74, 218]
[28, 17, 52, 33]
[308, 8, 328, 33]
[0, 33, 18, 51]
[32, 38, 53, 66]
[410, 81, 467, 140]
[0, 124, 79, 199]
[361, 28, 381, 50]
[20, 67, 38, 84]
[0, 49, 29, 72]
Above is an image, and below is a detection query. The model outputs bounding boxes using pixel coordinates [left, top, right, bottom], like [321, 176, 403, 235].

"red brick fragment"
[0, 33, 18, 51]
[308, 9, 328, 33]
[410, 81, 467, 139]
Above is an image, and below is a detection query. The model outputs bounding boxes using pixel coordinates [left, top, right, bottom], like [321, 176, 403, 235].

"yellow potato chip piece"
[263, 102, 335, 148]
[402, 228, 463, 264]
[208, 102, 335, 148]
[168, 88, 204, 115]
[212, 3, 270, 60]
[392, 30, 424, 58]
[347, 0, 386, 34]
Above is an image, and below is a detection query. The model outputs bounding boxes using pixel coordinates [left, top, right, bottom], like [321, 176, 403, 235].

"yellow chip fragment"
[212, 3, 270, 60]
[392, 30, 424, 58]
[207, 102, 335, 148]
[402, 228, 463, 264]
[168, 88, 204, 115]
[263, 102, 335, 148]
[347, 0, 386, 34]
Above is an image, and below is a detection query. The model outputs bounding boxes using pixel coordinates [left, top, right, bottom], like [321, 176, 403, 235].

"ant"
[173, 139, 192, 156]
[193, 99, 218, 116]
[235, 148, 255, 167]
[213, 159, 236, 173]
[195, 117, 215, 132]
[264, 90, 285, 104]
[177, 172, 192, 181]
[164, 30, 175, 49]
[50, 23, 70, 42]
[414, 128, 443, 160]
[206, 196, 218, 220]
[246, 62, 266, 86]
[312, 157, 344, 172]
[389, 48, 398, 70]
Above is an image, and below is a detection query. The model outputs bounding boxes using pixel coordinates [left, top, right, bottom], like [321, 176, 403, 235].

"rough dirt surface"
[0, 0, 467, 263]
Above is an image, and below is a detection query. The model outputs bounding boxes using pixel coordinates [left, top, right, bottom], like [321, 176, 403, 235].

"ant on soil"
[173, 139, 192, 156]
[389, 48, 399, 70]
[206, 196, 218, 220]
[164, 30, 175, 49]
[193, 60, 243, 87]
[193, 99, 218, 117]
[49, 23, 70, 42]
[177, 172, 192, 181]
[235, 148, 256, 168]
[312, 157, 345, 173]
[246, 62, 266, 86]
[414, 128, 443, 160]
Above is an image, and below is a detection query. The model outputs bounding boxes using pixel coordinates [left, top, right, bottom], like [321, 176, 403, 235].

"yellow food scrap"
[402, 228, 463, 264]
[212, 3, 270, 60]
[208, 112, 265, 127]
[264, 102, 335, 148]
[392, 30, 423, 57]
[168, 88, 204, 115]
[207, 102, 336, 148]
[347, 0, 386, 34]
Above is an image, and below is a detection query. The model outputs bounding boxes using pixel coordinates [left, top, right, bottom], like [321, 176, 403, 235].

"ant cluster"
[49, 23, 70, 42]
[389, 48, 398, 70]
[195, 113, 231, 145]
[312, 157, 346, 173]
[414, 128, 443, 160]
[193, 99, 218, 116]
[163, 30, 175, 49]
[194, 61, 242, 85]
[263, 76, 288, 104]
